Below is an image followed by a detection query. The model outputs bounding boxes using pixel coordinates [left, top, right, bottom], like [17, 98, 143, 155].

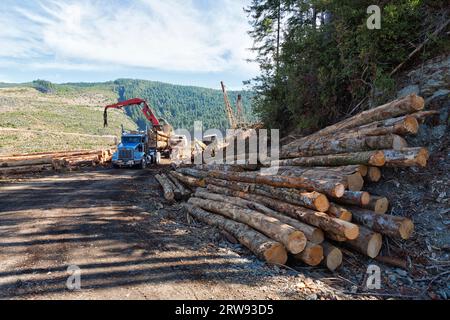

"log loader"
[103, 98, 174, 167]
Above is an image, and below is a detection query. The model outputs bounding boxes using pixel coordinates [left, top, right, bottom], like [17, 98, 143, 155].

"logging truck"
[103, 98, 174, 167]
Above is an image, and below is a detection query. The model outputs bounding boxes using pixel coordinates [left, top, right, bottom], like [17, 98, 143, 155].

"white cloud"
[0, 0, 258, 74]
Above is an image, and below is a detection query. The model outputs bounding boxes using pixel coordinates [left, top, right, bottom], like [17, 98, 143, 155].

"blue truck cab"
[112, 130, 161, 168]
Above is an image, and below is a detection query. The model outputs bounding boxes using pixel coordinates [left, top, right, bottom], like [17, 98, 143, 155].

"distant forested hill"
[1, 79, 256, 131]
[111, 79, 255, 131]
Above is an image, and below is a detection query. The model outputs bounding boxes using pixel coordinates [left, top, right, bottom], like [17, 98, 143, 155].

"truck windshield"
[122, 137, 141, 144]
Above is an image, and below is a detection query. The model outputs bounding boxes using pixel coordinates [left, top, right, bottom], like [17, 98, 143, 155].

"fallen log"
[208, 169, 345, 198]
[0, 164, 53, 175]
[410, 110, 440, 123]
[162, 173, 182, 200]
[339, 115, 419, 136]
[292, 94, 424, 140]
[366, 167, 381, 183]
[184, 204, 288, 264]
[0, 157, 54, 168]
[321, 242, 343, 271]
[206, 184, 359, 240]
[346, 226, 383, 258]
[282, 134, 407, 158]
[188, 197, 307, 254]
[361, 196, 389, 214]
[275, 167, 364, 192]
[383, 147, 429, 167]
[333, 191, 370, 206]
[272, 150, 386, 167]
[169, 171, 205, 188]
[176, 168, 208, 179]
[347, 207, 414, 240]
[167, 173, 191, 198]
[293, 242, 324, 266]
[195, 188, 324, 244]
[155, 174, 175, 201]
[327, 203, 352, 222]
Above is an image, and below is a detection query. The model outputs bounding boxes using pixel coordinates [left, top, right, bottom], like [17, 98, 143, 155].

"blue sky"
[0, 0, 259, 89]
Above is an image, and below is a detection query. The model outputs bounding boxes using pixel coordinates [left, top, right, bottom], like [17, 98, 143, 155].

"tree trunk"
[362, 196, 389, 214]
[327, 203, 352, 222]
[346, 226, 382, 258]
[188, 197, 307, 254]
[162, 173, 182, 200]
[347, 207, 414, 239]
[208, 169, 345, 198]
[339, 115, 419, 136]
[167, 173, 191, 198]
[281, 134, 407, 158]
[155, 174, 175, 201]
[289, 94, 424, 142]
[333, 191, 370, 206]
[383, 147, 429, 167]
[176, 167, 208, 179]
[184, 204, 287, 264]
[321, 242, 343, 271]
[205, 184, 359, 240]
[293, 242, 324, 266]
[0, 164, 53, 175]
[169, 171, 206, 188]
[195, 188, 324, 244]
[272, 150, 386, 167]
[0, 157, 54, 167]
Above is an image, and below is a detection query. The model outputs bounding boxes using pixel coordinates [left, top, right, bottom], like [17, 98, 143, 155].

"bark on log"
[162, 173, 182, 200]
[362, 196, 389, 214]
[333, 191, 370, 206]
[347, 207, 414, 240]
[0, 164, 53, 175]
[346, 226, 383, 258]
[155, 174, 175, 201]
[206, 184, 359, 240]
[282, 134, 407, 158]
[195, 188, 324, 244]
[208, 169, 345, 198]
[293, 242, 324, 266]
[321, 242, 343, 271]
[366, 166, 381, 183]
[272, 150, 386, 167]
[176, 168, 208, 179]
[339, 115, 419, 136]
[0, 157, 54, 167]
[184, 204, 288, 264]
[410, 110, 440, 123]
[188, 197, 307, 254]
[169, 171, 206, 188]
[167, 173, 191, 198]
[383, 147, 429, 167]
[291, 94, 424, 141]
[327, 203, 352, 222]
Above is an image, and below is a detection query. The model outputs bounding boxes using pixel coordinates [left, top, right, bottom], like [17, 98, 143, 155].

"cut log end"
[294, 243, 324, 266]
[287, 231, 308, 254]
[347, 172, 364, 191]
[374, 197, 389, 214]
[367, 233, 383, 258]
[367, 167, 381, 182]
[404, 116, 419, 134]
[410, 94, 425, 111]
[323, 245, 342, 271]
[333, 183, 345, 198]
[399, 219, 414, 240]
[360, 192, 370, 206]
[314, 194, 330, 213]
[369, 151, 386, 166]
[264, 243, 288, 265]
[339, 211, 353, 222]
[393, 135, 408, 150]
[344, 223, 359, 240]
[417, 148, 429, 167]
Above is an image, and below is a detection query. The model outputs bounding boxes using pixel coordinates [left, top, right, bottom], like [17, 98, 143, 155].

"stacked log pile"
[0, 148, 115, 176]
[155, 94, 435, 271]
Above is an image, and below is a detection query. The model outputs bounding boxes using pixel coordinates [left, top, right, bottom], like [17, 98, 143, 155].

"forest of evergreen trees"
[246, 0, 448, 135]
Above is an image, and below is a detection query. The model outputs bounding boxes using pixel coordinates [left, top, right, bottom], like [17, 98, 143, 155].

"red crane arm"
[103, 98, 160, 128]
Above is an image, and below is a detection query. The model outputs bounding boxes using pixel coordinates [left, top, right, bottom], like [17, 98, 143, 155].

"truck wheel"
[140, 160, 146, 169]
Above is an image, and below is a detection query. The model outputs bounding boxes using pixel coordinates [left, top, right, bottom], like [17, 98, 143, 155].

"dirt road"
[0, 169, 346, 300]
